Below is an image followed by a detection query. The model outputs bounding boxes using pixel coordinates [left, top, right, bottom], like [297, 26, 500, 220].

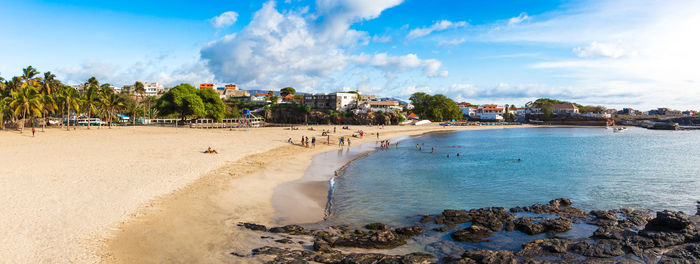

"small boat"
[613, 127, 626, 133]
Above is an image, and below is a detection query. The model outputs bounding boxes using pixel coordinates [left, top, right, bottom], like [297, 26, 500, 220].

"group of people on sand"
[338, 136, 350, 147]
[297, 136, 316, 148]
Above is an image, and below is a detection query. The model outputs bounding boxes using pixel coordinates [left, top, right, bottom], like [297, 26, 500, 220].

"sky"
[1, 0, 699, 110]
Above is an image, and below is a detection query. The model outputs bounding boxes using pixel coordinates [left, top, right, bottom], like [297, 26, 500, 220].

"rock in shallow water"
[450, 225, 493, 243]
[238, 222, 267, 231]
[269, 224, 308, 235]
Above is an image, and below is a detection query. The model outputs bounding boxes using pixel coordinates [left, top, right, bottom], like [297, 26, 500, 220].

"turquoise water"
[329, 127, 700, 225]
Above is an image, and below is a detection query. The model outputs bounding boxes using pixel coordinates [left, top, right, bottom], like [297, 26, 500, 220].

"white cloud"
[407, 20, 467, 39]
[507, 12, 528, 26]
[437, 38, 466, 46]
[372, 34, 392, 43]
[573, 41, 627, 59]
[210, 11, 239, 29]
[200, 1, 446, 90]
[470, 0, 700, 109]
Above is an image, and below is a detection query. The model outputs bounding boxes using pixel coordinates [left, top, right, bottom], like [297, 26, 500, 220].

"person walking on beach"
[301, 136, 304, 146]
[347, 138, 351, 146]
[327, 135, 330, 145]
[306, 137, 310, 148]
[32, 126, 36, 137]
[312, 137, 316, 148]
[376, 132, 379, 139]
[333, 127, 336, 133]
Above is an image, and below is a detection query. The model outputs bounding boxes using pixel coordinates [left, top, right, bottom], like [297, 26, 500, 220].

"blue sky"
[1, 0, 699, 110]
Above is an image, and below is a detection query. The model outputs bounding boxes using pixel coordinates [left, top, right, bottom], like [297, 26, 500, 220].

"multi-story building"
[478, 104, 505, 120]
[303, 92, 358, 111]
[200, 83, 214, 89]
[142, 82, 164, 96]
[553, 104, 580, 114]
[358, 100, 401, 113]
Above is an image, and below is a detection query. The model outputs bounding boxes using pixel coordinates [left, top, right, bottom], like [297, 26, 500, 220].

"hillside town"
[1, 66, 698, 132]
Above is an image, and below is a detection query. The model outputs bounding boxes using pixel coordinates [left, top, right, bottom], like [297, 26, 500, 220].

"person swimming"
[456, 153, 460, 157]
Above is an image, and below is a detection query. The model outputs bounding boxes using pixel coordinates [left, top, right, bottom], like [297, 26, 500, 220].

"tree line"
[0, 66, 230, 133]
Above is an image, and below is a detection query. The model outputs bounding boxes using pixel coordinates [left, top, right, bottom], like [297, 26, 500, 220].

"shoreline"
[100, 124, 526, 263]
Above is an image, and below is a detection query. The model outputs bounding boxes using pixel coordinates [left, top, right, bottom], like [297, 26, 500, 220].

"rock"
[269, 225, 308, 235]
[313, 240, 333, 252]
[251, 246, 316, 263]
[433, 224, 458, 232]
[238, 222, 266, 231]
[570, 240, 627, 258]
[441, 209, 472, 224]
[420, 215, 436, 224]
[518, 238, 572, 256]
[469, 207, 514, 232]
[312, 251, 345, 263]
[451, 225, 493, 243]
[332, 230, 407, 249]
[550, 198, 573, 207]
[639, 230, 687, 248]
[514, 217, 546, 235]
[364, 222, 388, 231]
[274, 238, 294, 244]
[658, 243, 700, 264]
[544, 217, 573, 233]
[461, 249, 518, 264]
[645, 210, 691, 231]
[338, 253, 434, 264]
[395, 225, 425, 238]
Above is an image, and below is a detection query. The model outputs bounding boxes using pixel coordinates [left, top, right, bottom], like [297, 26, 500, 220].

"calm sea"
[328, 127, 700, 225]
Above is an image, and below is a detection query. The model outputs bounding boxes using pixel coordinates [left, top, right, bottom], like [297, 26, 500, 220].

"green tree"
[196, 88, 226, 121]
[101, 93, 124, 128]
[40, 93, 58, 131]
[410, 93, 461, 121]
[134, 81, 145, 99]
[41, 72, 57, 95]
[280, 87, 295, 96]
[0, 95, 10, 130]
[155, 83, 205, 121]
[82, 85, 100, 129]
[59, 86, 81, 131]
[21, 66, 40, 88]
[10, 85, 43, 133]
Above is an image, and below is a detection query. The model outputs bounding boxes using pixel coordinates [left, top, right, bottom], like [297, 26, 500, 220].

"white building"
[303, 92, 358, 111]
[476, 104, 505, 120]
[358, 100, 401, 113]
[142, 82, 164, 96]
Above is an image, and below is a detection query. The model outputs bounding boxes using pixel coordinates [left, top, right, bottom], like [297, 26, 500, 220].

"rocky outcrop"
[249, 245, 435, 264]
[450, 225, 493, 243]
[269, 225, 308, 235]
[513, 216, 572, 235]
[238, 222, 267, 231]
[235, 199, 700, 264]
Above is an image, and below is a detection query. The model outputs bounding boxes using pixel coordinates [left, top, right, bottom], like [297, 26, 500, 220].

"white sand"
[0, 124, 523, 263]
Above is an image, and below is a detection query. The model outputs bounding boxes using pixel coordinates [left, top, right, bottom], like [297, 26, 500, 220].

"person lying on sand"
[204, 147, 218, 154]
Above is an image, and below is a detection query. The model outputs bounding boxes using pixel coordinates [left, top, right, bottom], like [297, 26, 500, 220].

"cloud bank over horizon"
[3, 0, 699, 110]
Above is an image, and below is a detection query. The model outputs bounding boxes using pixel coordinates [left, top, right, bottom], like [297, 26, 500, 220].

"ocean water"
[328, 127, 700, 225]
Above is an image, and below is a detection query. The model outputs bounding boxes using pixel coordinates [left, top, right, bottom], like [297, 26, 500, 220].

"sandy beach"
[0, 124, 521, 263]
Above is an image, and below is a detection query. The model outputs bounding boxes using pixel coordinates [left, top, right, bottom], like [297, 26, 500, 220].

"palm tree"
[101, 93, 124, 128]
[59, 86, 80, 131]
[122, 99, 140, 126]
[82, 85, 100, 129]
[21, 66, 40, 88]
[41, 72, 57, 95]
[143, 95, 157, 119]
[10, 85, 43, 133]
[0, 96, 10, 130]
[134, 81, 145, 99]
[40, 93, 58, 132]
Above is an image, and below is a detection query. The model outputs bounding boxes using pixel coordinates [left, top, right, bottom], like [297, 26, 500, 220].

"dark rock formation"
[450, 225, 493, 243]
[645, 210, 691, 231]
[238, 222, 266, 231]
[364, 222, 388, 231]
[433, 224, 458, 232]
[658, 243, 700, 264]
[570, 239, 627, 258]
[269, 224, 308, 235]
[332, 230, 407, 249]
[250, 245, 435, 264]
[395, 225, 425, 238]
[510, 198, 587, 219]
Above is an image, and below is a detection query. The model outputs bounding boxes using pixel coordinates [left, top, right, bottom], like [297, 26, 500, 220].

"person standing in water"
[347, 138, 351, 146]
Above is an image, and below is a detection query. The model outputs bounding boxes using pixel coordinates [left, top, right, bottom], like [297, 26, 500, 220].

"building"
[478, 104, 505, 120]
[222, 84, 250, 99]
[200, 83, 214, 89]
[552, 104, 580, 114]
[358, 100, 401, 113]
[142, 82, 164, 96]
[303, 92, 358, 111]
